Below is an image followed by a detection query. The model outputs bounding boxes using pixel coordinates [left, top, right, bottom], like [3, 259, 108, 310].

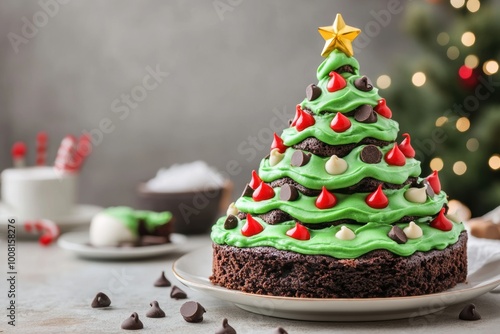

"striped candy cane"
[54, 136, 77, 172]
[24, 219, 60, 246]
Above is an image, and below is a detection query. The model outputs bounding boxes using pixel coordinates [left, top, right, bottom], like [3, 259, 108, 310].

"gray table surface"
[1, 234, 499, 334]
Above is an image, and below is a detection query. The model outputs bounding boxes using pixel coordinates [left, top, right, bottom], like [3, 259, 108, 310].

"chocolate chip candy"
[459, 303, 481, 321]
[241, 184, 253, 197]
[154, 271, 171, 287]
[215, 318, 237, 334]
[121, 312, 143, 330]
[306, 84, 322, 101]
[360, 145, 382, 164]
[180, 301, 206, 323]
[422, 179, 435, 198]
[146, 300, 166, 318]
[291, 151, 311, 167]
[224, 215, 238, 229]
[279, 184, 299, 202]
[354, 76, 373, 92]
[273, 327, 289, 334]
[170, 285, 188, 299]
[91, 292, 111, 308]
[335, 65, 355, 74]
[388, 226, 407, 244]
[354, 105, 377, 123]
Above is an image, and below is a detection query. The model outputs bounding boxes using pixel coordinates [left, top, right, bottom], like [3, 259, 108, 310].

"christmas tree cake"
[210, 14, 467, 298]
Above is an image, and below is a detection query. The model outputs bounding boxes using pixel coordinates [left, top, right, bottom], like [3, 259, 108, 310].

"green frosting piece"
[103, 206, 172, 234]
[260, 144, 420, 190]
[211, 217, 465, 259]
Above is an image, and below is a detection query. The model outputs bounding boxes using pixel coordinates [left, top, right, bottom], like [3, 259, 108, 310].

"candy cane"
[72, 134, 92, 171]
[36, 132, 48, 166]
[54, 135, 76, 172]
[23, 219, 60, 246]
[11, 142, 27, 168]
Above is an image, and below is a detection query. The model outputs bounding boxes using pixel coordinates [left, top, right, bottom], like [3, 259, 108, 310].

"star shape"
[318, 14, 361, 57]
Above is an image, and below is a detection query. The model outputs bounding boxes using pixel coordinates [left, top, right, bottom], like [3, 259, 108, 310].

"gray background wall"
[0, 0, 421, 207]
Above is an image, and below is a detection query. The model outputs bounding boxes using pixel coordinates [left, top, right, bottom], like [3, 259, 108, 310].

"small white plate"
[173, 245, 500, 321]
[58, 231, 187, 260]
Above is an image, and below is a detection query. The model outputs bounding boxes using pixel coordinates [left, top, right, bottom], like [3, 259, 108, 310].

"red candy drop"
[315, 186, 337, 209]
[374, 98, 392, 119]
[427, 170, 441, 194]
[286, 223, 311, 240]
[241, 214, 264, 237]
[365, 185, 389, 209]
[249, 170, 262, 190]
[270, 133, 287, 154]
[295, 108, 316, 132]
[252, 182, 275, 201]
[398, 133, 415, 158]
[384, 143, 406, 166]
[330, 112, 351, 132]
[430, 208, 453, 231]
[291, 105, 301, 127]
[327, 71, 347, 92]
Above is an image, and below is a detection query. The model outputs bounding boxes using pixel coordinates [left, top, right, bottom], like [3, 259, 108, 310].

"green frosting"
[260, 144, 420, 190]
[103, 206, 172, 234]
[211, 217, 465, 259]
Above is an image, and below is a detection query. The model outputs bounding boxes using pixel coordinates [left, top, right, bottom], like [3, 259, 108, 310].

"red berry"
[249, 170, 262, 190]
[286, 223, 310, 240]
[374, 98, 392, 119]
[270, 133, 287, 154]
[291, 105, 301, 127]
[427, 170, 441, 194]
[315, 186, 337, 209]
[241, 214, 264, 237]
[430, 208, 453, 231]
[384, 143, 406, 166]
[330, 112, 351, 132]
[252, 182, 275, 201]
[398, 133, 415, 158]
[295, 109, 316, 132]
[327, 71, 347, 92]
[366, 185, 389, 209]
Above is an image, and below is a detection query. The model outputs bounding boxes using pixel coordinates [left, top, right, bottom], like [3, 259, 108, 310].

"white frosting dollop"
[226, 202, 239, 216]
[325, 155, 348, 175]
[403, 221, 423, 239]
[89, 212, 137, 247]
[335, 226, 355, 240]
[404, 186, 427, 204]
[269, 148, 284, 167]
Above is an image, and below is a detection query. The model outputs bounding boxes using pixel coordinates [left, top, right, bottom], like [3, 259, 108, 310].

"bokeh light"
[489, 155, 500, 170]
[466, 0, 480, 12]
[456, 117, 470, 132]
[450, 0, 466, 8]
[376, 75, 391, 89]
[464, 54, 479, 68]
[461, 32, 475, 47]
[483, 60, 499, 75]
[453, 161, 467, 175]
[447, 46, 460, 60]
[435, 116, 448, 127]
[411, 72, 426, 87]
[430, 158, 444, 171]
[437, 32, 450, 46]
[466, 138, 479, 152]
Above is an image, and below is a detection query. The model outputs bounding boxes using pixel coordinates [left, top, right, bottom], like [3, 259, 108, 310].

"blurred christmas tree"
[382, 0, 500, 216]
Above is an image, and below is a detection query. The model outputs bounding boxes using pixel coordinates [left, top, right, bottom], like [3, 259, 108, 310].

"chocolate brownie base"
[293, 137, 391, 157]
[210, 232, 467, 298]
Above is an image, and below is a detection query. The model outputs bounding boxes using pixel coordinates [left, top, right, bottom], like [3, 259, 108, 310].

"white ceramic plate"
[173, 245, 500, 321]
[58, 231, 187, 260]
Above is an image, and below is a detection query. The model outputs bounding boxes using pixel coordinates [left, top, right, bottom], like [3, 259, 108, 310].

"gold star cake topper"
[318, 14, 361, 57]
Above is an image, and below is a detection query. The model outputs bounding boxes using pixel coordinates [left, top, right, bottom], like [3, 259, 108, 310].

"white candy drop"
[226, 202, 238, 216]
[403, 221, 423, 239]
[269, 148, 285, 167]
[404, 186, 427, 204]
[335, 226, 356, 240]
[325, 155, 348, 175]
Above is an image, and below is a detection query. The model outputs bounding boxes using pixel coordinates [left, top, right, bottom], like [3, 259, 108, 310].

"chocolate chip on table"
[91, 292, 111, 308]
[388, 226, 408, 244]
[306, 84, 322, 101]
[224, 215, 239, 229]
[459, 303, 481, 321]
[291, 150, 311, 167]
[273, 327, 289, 334]
[146, 300, 166, 318]
[170, 285, 188, 300]
[215, 318, 237, 334]
[241, 184, 254, 197]
[354, 105, 377, 123]
[360, 145, 382, 164]
[279, 184, 299, 202]
[121, 312, 143, 330]
[180, 301, 206, 323]
[354, 76, 373, 92]
[154, 271, 171, 287]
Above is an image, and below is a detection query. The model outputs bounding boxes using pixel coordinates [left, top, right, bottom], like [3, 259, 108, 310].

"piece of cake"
[89, 207, 173, 247]
[210, 14, 467, 298]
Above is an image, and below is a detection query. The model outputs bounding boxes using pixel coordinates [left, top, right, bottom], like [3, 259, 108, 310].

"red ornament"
[384, 143, 406, 166]
[249, 170, 262, 190]
[252, 182, 275, 201]
[241, 214, 264, 237]
[374, 98, 392, 119]
[365, 185, 389, 209]
[430, 208, 453, 231]
[330, 112, 351, 132]
[291, 105, 301, 127]
[427, 170, 441, 194]
[286, 223, 311, 240]
[270, 133, 287, 154]
[398, 133, 415, 158]
[295, 108, 316, 132]
[327, 71, 347, 92]
[315, 186, 337, 209]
